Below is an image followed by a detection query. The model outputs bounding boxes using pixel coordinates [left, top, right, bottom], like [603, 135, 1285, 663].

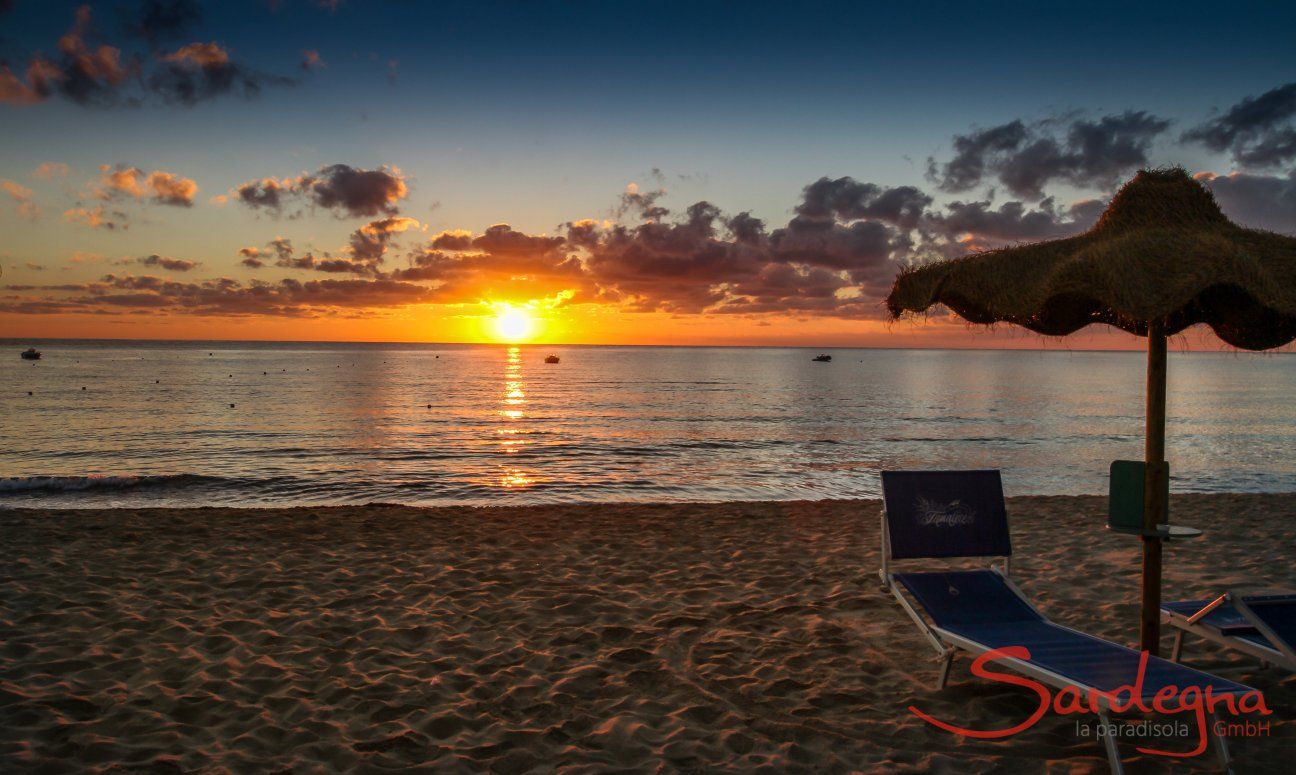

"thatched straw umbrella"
[886, 167, 1296, 654]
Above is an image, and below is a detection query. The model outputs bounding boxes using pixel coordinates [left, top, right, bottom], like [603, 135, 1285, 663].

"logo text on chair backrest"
[915, 496, 977, 527]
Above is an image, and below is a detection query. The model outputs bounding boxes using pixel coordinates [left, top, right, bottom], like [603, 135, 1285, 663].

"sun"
[492, 306, 535, 342]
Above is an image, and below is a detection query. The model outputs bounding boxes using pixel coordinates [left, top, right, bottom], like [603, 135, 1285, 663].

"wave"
[0, 473, 225, 493]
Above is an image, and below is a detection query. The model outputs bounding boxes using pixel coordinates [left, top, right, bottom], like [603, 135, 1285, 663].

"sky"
[1, 0, 1294, 347]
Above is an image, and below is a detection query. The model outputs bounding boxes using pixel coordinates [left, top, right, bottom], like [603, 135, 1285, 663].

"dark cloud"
[395, 223, 590, 301]
[618, 184, 670, 221]
[388, 179, 930, 315]
[929, 112, 1170, 199]
[234, 164, 409, 218]
[25, 158, 1296, 322]
[430, 230, 474, 251]
[136, 254, 198, 271]
[796, 177, 932, 230]
[234, 177, 289, 211]
[44, 6, 137, 107]
[259, 236, 321, 270]
[573, 195, 904, 314]
[0, 5, 295, 107]
[1183, 83, 1296, 169]
[923, 196, 1102, 248]
[238, 247, 265, 268]
[1196, 170, 1296, 235]
[238, 218, 420, 278]
[311, 165, 407, 217]
[2, 274, 433, 317]
[347, 216, 419, 267]
[148, 42, 295, 106]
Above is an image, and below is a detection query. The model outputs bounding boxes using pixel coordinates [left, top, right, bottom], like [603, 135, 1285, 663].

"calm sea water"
[2, 340, 1294, 508]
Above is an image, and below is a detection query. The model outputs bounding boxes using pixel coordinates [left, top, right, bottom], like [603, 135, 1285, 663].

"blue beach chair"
[879, 470, 1254, 774]
[1164, 592, 1296, 672]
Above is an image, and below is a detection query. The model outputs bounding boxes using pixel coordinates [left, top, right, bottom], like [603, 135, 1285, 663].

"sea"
[2, 340, 1294, 508]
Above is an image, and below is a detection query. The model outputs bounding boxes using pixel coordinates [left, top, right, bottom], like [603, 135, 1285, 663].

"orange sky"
[2, 304, 1278, 352]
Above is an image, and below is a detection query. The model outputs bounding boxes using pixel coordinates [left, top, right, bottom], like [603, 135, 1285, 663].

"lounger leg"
[1209, 711, 1232, 773]
[1171, 630, 1184, 662]
[1097, 711, 1123, 775]
[936, 649, 954, 689]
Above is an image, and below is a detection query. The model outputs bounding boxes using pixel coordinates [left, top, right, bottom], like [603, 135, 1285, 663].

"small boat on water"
[20, 348, 41, 360]
[812, 353, 832, 362]
[544, 354, 561, 364]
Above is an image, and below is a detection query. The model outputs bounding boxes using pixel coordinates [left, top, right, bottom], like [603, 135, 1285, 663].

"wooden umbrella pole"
[1141, 319, 1168, 654]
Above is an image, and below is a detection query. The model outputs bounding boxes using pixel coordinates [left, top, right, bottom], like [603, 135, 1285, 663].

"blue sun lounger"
[879, 470, 1253, 774]
[1164, 592, 1296, 672]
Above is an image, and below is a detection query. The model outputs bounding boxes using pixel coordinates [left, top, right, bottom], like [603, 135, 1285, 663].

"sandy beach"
[2, 495, 1293, 772]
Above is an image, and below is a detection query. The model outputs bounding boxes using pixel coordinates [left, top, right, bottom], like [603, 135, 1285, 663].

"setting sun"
[492, 306, 536, 342]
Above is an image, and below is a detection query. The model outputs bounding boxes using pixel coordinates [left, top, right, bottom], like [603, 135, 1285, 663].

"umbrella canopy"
[886, 168, 1296, 654]
[887, 168, 1296, 350]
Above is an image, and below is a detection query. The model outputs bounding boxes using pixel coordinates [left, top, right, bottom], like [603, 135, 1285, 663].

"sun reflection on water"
[496, 346, 535, 489]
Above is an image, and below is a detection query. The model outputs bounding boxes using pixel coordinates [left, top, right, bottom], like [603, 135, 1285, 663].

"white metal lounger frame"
[878, 504, 1236, 775]
[1166, 590, 1296, 672]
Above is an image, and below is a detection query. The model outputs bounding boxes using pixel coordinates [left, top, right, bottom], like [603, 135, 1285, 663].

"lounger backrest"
[1237, 594, 1296, 665]
[881, 470, 1012, 560]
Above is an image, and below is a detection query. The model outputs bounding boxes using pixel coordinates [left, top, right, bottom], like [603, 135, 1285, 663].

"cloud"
[928, 112, 1171, 199]
[63, 204, 126, 230]
[2, 274, 434, 317]
[348, 215, 420, 264]
[234, 164, 408, 218]
[238, 247, 264, 268]
[618, 182, 670, 221]
[429, 229, 474, 251]
[32, 162, 70, 180]
[386, 176, 1120, 316]
[240, 236, 323, 271]
[385, 178, 933, 315]
[1196, 170, 1296, 235]
[301, 49, 326, 70]
[795, 176, 932, 229]
[1182, 83, 1296, 169]
[18, 149, 1294, 324]
[135, 254, 199, 271]
[95, 165, 198, 206]
[148, 41, 295, 106]
[0, 5, 296, 107]
[920, 196, 1103, 255]
[0, 6, 135, 107]
[2, 179, 40, 220]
